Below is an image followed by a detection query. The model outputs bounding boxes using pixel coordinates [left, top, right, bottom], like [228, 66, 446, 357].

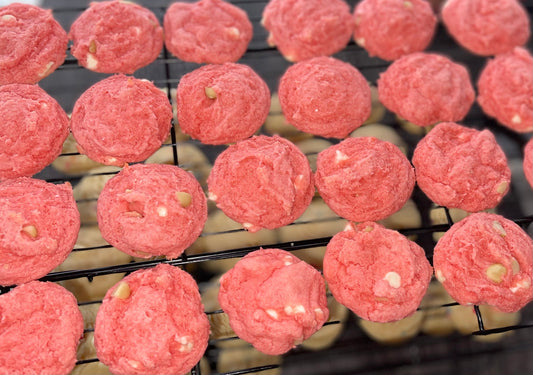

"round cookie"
[323, 222, 433, 323]
[412, 122, 511, 212]
[0, 3, 68, 85]
[278, 56, 371, 138]
[0, 83, 69, 181]
[52, 134, 104, 176]
[176, 63, 270, 145]
[419, 281, 456, 337]
[207, 135, 314, 233]
[294, 137, 333, 173]
[315, 137, 415, 222]
[218, 248, 329, 355]
[433, 212, 533, 313]
[164, 0, 253, 64]
[441, 0, 530, 56]
[524, 138, 533, 189]
[358, 311, 425, 344]
[350, 123, 408, 155]
[97, 163, 207, 259]
[261, 0, 353, 62]
[69, 0, 163, 74]
[477, 47, 533, 133]
[0, 281, 84, 375]
[377, 52, 475, 127]
[94, 264, 210, 375]
[353, 0, 437, 61]
[71, 75, 172, 166]
[54, 225, 133, 303]
[0, 177, 80, 286]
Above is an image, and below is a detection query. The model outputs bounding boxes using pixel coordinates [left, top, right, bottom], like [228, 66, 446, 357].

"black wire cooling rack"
[2, 1, 533, 374]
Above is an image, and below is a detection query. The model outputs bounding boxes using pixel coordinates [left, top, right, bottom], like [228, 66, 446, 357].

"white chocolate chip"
[510, 279, 531, 293]
[284, 306, 293, 315]
[175, 191, 192, 208]
[226, 26, 240, 38]
[86, 54, 98, 70]
[177, 336, 193, 352]
[335, 150, 349, 163]
[486, 263, 507, 283]
[314, 308, 324, 318]
[21, 225, 37, 238]
[293, 305, 306, 314]
[496, 181, 508, 194]
[112, 282, 131, 299]
[127, 360, 141, 369]
[511, 114, 522, 124]
[38, 61, 54, 77]
[157, 206, 168, 217]
[364, 225, 374, 232]
[1, 14, 16, 22]
[355, 37, 365, 47]
[242, 222, 254, 229]
[284, 255, 294, 266]
[384, 272, 401, 288]
[207, 192, 217, 201]
[205, 87, 217, 99]
[492, 221, 506, 237]
[435, 269, 445, 282]
[266, 309, 279, 319]
[511, 258, 520, 275]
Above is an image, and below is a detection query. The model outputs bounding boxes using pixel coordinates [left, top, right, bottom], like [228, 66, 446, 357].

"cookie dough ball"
[217, 345, 282, 375]
[419, 281, 455, 337]
[218, 248, 329, 355]
[261, 0, 353, 62]
[441, 0, 530, 56]
[95, 264, 210, 375]
[52, 134, 104, 176]
[412, 122, 511, 212]
[323, 222, 433, 322]
[524, 138, 533, 189]
[164, 0, 252, 64]
[97, 163, 207, 259]
[0, 178, 80, 286]
[0, 83, 69, 181]
[350, 123, 408, 155]
[358, 311, 425, 344]
[55, 225, 133, 303]
[294, 138, 333, 172]
[71, 75, 172, 166]
[434, 212, 533, 313]
[0, 281, 84, 375]
[353, 0, 437, 61]
[364, 85, 386, 125]
[449, 304, 521, 343]
[378, 52, 475, 127]
[278, 56, 371, 138]
[176, 63, 270, 145]
[69, 0, 163, 73]
[207, 135, 314, 232]
[263, 92, 311, 142]
[477, 47, 533, 133]
[0, 3, 68, 85]
[315, 137, 415, 222]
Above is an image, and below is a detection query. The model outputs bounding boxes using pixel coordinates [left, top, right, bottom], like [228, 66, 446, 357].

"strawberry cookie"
[323, 222, 433, 322]
[218, 248, 329, 355]
[412, 122, 511, 212]
[434, 213, 533, 313]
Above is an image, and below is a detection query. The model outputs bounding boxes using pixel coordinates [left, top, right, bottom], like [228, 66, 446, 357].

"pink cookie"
[69, 0, 163, 73]
[434, 213, 533, 313]
[71, 74, 172, 166]
[0, 178, 80, 286]
[95, 264, 210, 375]
[207, 135, 314, 232]
[323, 222, 433, 322]
[0, 3, 67, 85]
[177, 63, 270, 145]
[377, 52, 475, 127]
[278, 56, 371, 138]
[441, 0, 530, 56]
[218, 248, 329, 355]
[314, 137, 415, 222]
[0, 83, 69, 181]
[164, 0, 253, 64]
[525, 138, 533, 189]
[477, 47, 533, 133]
[97, 163, 207, 259]
[0, 281, 84, 375]
[353, 0, 437, 61]
[261, 0, 353, 62]
[412, 122, 511, 212]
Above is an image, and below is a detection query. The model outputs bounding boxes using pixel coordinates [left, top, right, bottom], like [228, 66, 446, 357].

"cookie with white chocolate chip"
[323, 222, 433, 323]
[0, 177, 80, 286]
[94, 264, 210, 375]
[433, 212, 533, 313]
[97, 163, 207, 260]
[69, 0, 163, 74]
[218, 248, 329, 355]
[164, 0, 252, 64]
